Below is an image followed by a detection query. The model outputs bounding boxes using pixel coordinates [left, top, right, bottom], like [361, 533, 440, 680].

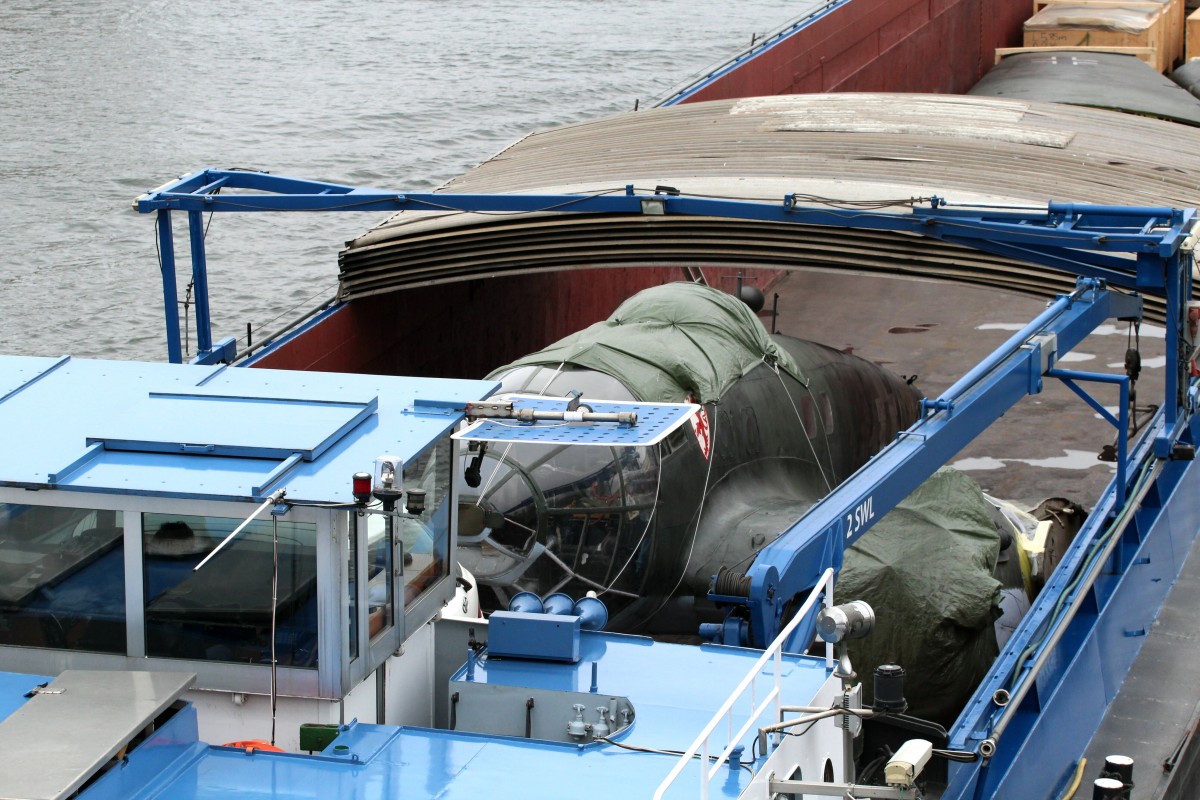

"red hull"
[679, 0, 1028, 101]
[253, 267, 745, 377]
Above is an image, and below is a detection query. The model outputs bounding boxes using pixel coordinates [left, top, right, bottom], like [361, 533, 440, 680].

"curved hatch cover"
[971, 50, 1200, 127]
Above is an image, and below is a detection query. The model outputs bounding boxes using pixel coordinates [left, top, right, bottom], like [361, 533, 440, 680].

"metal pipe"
[516, 408, 637, 426]
[767, 778, 906, 799]
[779, 704, 865, 714]
[759, 707, 876, 737]
[269, 513, 278, 745]
[1047, 202, 1178, 218]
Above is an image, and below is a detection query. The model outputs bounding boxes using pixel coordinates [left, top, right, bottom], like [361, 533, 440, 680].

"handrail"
[651, 567, 835, 800]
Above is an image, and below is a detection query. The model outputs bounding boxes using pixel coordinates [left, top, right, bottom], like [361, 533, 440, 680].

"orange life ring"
[222, 739, 285, 753]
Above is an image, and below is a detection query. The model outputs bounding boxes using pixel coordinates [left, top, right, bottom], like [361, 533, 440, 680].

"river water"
[0, 1, 800, 361]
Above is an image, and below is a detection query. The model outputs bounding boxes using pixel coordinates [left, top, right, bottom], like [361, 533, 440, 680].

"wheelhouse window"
[365, 512, 394, 641]
[143, 513, 318, 667]
[402, 437, 452, 607]
[0, 504, 126, 654]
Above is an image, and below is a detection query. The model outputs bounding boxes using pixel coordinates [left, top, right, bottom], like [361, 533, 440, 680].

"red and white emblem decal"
[688, 395, 711, 460]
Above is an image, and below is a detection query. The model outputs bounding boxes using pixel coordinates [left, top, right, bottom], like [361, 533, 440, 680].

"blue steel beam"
[155, 210, 183, 364]
[936, 235, 1159, 293]
[187, 210, 212, 355]
[134, 169, 1193, 368]
[1160, 247, 1191, 456]
[134, 171, 1192, 270]
[729, 280, 1144, 649]
[1048, 367, 1131, 505]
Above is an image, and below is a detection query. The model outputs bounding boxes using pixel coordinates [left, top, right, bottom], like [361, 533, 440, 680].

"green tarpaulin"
[489, 282, 806, 403]
[840, 468, 1003, 725]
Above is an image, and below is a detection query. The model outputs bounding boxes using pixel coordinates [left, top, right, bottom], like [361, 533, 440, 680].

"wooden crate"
[1033, 0, 1183, 67]
[1171, 0, 1185, 67]
[1189, 6, 1200, 60]
[1024, 2, 1169, 71]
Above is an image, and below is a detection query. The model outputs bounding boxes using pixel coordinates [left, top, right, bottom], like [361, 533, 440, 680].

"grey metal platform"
[0, 670, 194, 800]
[1080, 528, 1200, 798]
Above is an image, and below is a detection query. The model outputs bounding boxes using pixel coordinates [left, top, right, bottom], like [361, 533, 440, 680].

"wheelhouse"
[0, 355, 496, 741]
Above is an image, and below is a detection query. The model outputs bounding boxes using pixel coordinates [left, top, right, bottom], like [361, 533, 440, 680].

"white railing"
[652, 568, 835, 800]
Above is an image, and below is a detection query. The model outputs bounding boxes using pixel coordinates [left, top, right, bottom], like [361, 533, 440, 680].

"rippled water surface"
[0, 1, 796, 360]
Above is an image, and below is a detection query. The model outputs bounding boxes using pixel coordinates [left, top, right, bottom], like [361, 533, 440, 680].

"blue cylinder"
[543, 593, 575, 615]
[508, 591, 545, 614]
[572, 596, 609, 631]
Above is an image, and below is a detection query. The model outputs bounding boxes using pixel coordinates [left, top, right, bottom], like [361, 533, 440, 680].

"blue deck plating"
[76, 636, 831, 799]
[0, 672, 50, 725]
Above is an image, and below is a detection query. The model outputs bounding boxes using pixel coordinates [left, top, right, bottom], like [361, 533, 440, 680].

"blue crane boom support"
[136, 169, 1191, 366]
[135, 169, 1197, 642]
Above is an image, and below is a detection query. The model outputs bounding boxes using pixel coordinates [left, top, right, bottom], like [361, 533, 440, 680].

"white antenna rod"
[193, 489, 287, 572]
[270, 512, 279, 745]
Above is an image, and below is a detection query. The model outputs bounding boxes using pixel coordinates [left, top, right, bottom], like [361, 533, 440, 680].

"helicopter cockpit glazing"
[456, 366, 661, 607]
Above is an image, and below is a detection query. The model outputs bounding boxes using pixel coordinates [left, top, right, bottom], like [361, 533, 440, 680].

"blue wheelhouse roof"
[0, 356, 499, 503]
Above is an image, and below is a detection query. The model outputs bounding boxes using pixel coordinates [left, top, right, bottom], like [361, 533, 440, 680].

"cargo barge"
[4, 0, 1200, 797]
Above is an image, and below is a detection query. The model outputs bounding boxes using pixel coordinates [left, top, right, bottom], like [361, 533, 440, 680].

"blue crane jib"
[134, 169, 1193, 367]
[135, 168, 1198, 652]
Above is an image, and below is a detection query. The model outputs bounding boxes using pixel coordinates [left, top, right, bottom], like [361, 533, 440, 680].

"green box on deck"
[300, 723, 342, 753]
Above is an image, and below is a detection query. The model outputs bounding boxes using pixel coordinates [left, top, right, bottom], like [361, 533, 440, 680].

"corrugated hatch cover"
[338, 93, 1200, 321]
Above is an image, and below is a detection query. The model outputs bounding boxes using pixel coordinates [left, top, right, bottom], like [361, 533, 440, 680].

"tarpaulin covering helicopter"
[455, 282, 925, 633]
